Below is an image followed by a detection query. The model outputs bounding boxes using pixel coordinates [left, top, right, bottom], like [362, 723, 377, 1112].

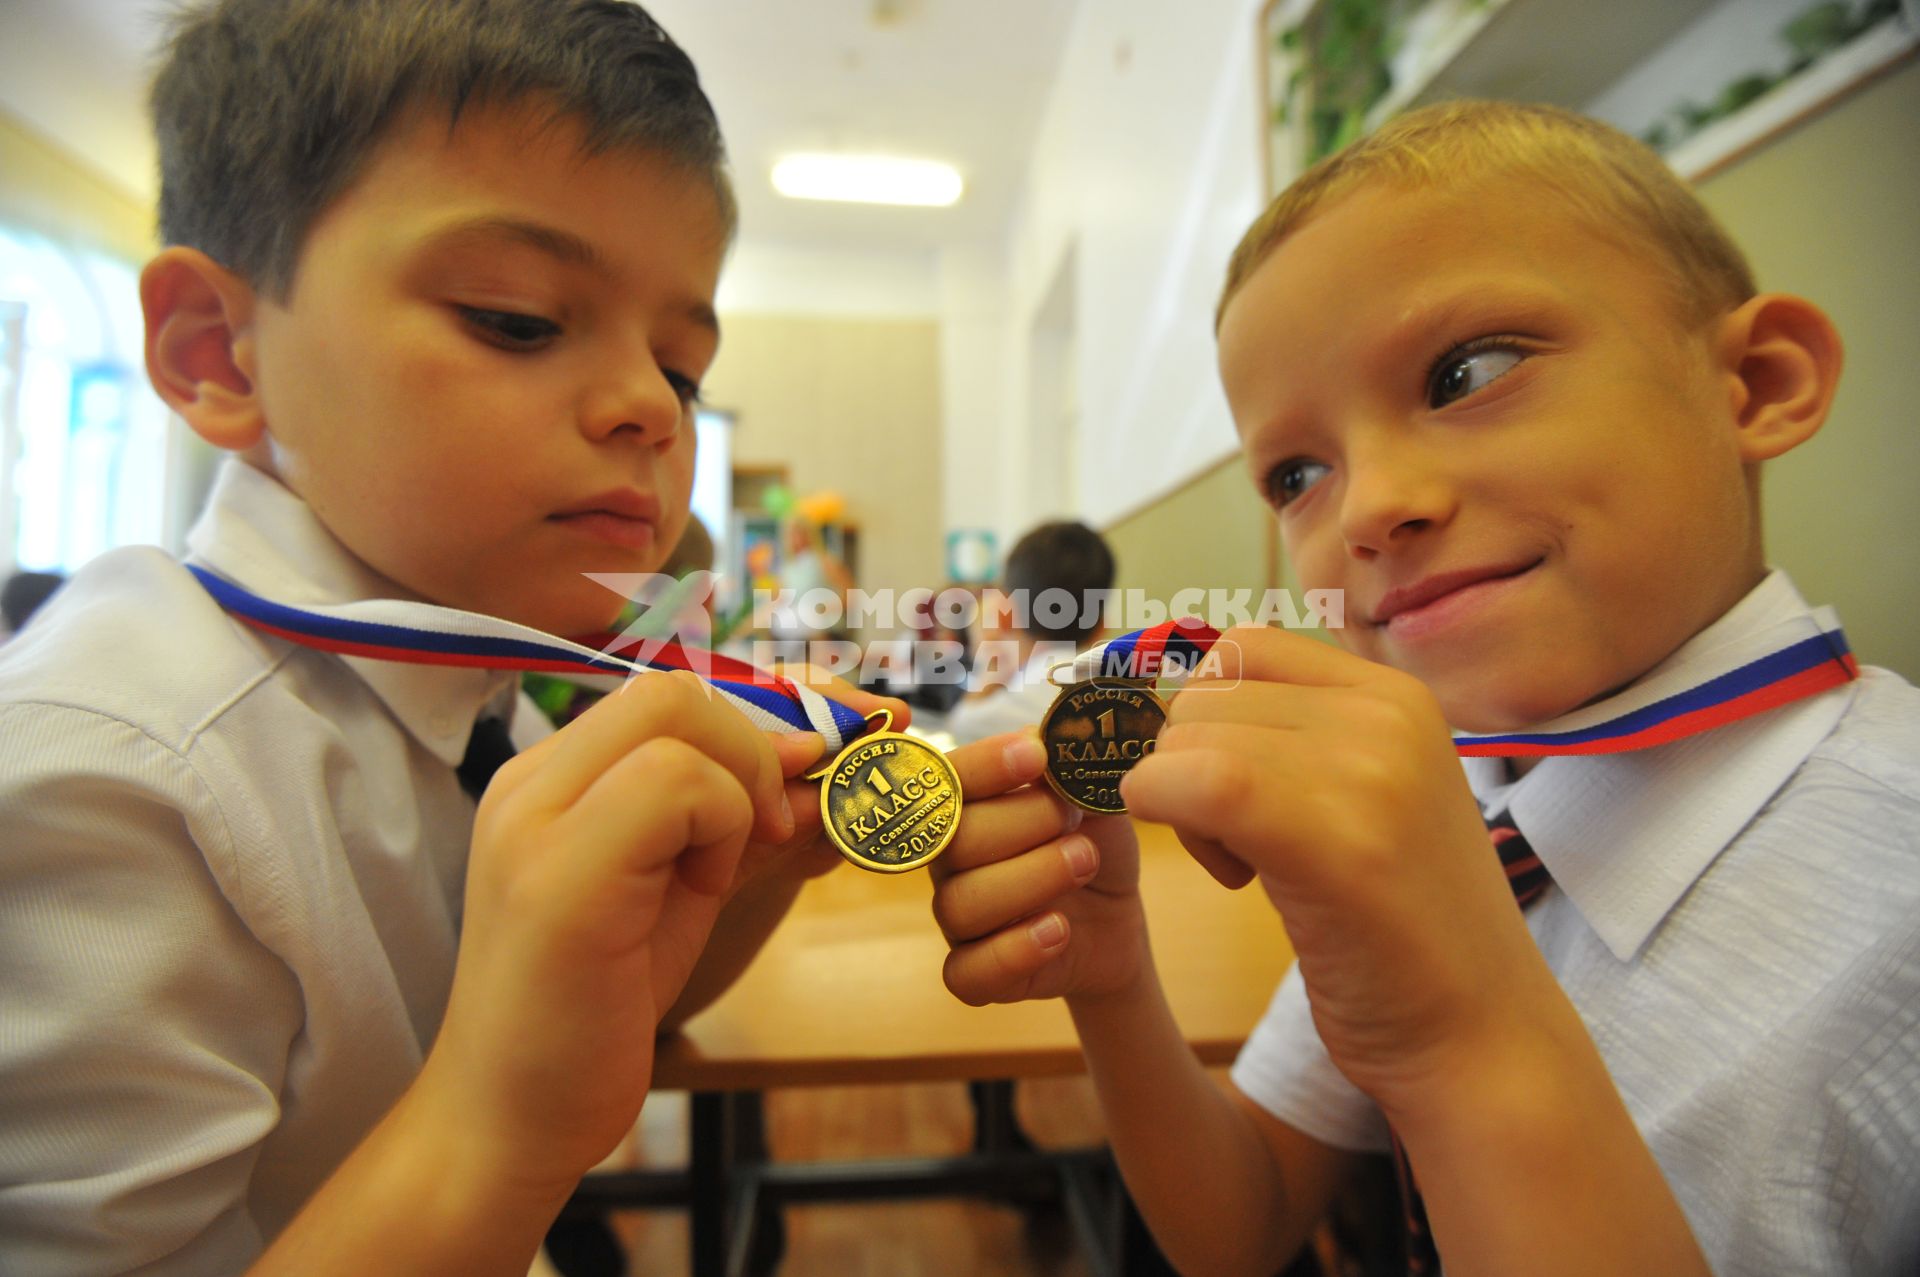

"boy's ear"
[1715, 292, 1844, 463]
[140, 247, 267, 451]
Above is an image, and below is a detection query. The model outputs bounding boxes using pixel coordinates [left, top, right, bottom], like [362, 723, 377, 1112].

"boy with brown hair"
[930, 101, 1919, 1275]
[0, 3, 890, 1273]
[948, 519, 1116, 742]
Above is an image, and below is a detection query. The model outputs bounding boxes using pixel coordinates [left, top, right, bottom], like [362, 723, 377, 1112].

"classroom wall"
[697, 314, 945, 641]
[948, 0, 1268, 543]
[0, 109, 152, 261]
[1693, 55, 1920, 680]
[717, 242, 938, 319]
[1103, 453, 1271, 608]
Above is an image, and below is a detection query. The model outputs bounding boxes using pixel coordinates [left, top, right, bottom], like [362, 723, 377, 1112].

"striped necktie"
[1393, 810, 1546, 1275]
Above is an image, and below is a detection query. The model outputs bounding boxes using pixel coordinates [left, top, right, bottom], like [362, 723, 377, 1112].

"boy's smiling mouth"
[1368, 559, 1543, 635]
[549, 488, 662, 550]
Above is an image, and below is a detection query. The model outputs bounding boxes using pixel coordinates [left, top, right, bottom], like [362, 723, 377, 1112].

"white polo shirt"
[0, 459, 542, 1275]
[1229, 572, 1920, 1276]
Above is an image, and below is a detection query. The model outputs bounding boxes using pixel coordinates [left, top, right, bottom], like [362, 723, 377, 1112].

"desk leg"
[726, 1092, 785, 1277]
[968, 1079, 1034, 1154]
[689, 1092, 728, 1277]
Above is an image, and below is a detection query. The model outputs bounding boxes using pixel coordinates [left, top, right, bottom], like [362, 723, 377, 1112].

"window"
[0, 226, 178, 573]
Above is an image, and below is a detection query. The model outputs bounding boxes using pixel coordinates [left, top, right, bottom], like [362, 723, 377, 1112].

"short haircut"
[151, 0, 735, 298]
[1003, 521, 1115, 647]
[1219, 100, 1756, 330]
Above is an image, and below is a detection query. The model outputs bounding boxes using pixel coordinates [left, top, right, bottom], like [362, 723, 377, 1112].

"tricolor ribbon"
[1058, 612, 1858, 758]
[187, 566, 869, 750]
[1062, 617, 1223, 684]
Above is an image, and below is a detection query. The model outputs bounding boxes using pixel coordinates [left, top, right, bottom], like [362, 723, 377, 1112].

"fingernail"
[1004, 734, 1044, 775]
[779, 789, 794, 834]
[1062, 834, 1096, 881]
[1061, 803, 1084, 831]
[1028, 913, 1066, 949]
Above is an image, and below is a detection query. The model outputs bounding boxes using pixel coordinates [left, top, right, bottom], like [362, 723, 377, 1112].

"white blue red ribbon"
[1451, 611, 1857, 757]
[1061, 613, 1857, 758]
[1064, 617, 1222, 684]
[188, 566, 869, 749]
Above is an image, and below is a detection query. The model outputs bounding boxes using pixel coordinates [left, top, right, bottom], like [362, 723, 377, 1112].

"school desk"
[560, 818, 1294, 1277]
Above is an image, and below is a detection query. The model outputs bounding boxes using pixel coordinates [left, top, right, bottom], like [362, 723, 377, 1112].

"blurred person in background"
[947, 520, 1113, 744]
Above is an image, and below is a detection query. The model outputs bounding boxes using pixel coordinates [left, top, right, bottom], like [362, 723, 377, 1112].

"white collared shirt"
[947, 641, 1079, 745]
[1230, 572, 1920, 1275]
[0, 459, 543, 1274]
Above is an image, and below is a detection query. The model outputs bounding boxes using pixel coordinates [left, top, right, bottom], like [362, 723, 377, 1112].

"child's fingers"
[568, 736, 754, 900]
[767, 662, 912, 735]
[1173, 829, 1258, 890]
[1165, 678, 1344, 731]
[933, 784, 1081, 880]
[1122, 721, 1302, 864]
[941, 911, 1071, 1007]
[511, 672, 791, 842]
[1199, 623, 1379, 689]
[947, 730, 1049, 802]
[772, 731, 827, 778]
[931, 833, 1097, 943]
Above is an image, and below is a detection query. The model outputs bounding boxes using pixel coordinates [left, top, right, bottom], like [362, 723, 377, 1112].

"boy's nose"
[579, 359, 685, 446]
[1337, 446, 1457, 558]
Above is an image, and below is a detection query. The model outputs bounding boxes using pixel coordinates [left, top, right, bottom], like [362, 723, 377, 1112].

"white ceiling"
[0, 0, 1084, 255]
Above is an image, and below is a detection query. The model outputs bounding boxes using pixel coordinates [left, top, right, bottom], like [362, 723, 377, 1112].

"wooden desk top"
[653, 821, 1294, 1091]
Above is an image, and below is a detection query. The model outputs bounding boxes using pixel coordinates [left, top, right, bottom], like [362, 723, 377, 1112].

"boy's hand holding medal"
[438, 670, 800, 1186]
[1122, 624, 1567, 1113]
[931, 734, 1151, 1007]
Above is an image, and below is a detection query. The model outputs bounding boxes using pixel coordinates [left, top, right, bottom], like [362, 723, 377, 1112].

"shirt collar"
[184, 458, 518, 767]
[1463, 571, 1856, 961]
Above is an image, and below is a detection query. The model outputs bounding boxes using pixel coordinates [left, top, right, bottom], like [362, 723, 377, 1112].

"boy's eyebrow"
[420, 215, 720, 335]
[1382, 284, 1560, 355]
[427, 214, 608, 271]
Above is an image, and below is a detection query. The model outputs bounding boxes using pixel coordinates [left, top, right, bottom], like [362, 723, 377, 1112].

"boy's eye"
[1427, 340, 1526, 408]
[662, 369, 703, 410]
[459, 306, 560, 351]
[1267, 459, 1331, 510]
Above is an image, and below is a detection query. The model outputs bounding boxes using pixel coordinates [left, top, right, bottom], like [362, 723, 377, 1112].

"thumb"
[773, 730, 828, 778]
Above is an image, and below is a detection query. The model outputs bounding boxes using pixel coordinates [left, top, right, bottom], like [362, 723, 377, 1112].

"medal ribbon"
[1062, 612, 1858, 758]
[1064, 616, 1223, 684]
[188, 565, 869, 749]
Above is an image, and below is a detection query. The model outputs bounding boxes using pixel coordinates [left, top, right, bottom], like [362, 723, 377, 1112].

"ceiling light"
[771, 154, 964, 207]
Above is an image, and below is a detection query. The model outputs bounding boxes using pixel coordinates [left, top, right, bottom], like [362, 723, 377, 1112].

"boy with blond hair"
[0, 3, 891, 1273]
[931, 101, 1919, 1275]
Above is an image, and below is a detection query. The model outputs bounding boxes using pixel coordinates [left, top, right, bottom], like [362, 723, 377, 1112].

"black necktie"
[456, 715, 517, 799]
[1393, 810, 1549, 1275]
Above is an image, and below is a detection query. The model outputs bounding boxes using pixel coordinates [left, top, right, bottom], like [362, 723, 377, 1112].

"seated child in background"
[0, 3, 891, 1274]
[947, 519, 1115, 743]
[929, 100, 1918, 1276]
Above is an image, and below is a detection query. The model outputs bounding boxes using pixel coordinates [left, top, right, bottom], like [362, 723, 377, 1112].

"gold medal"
[1040, 678, 1167, 814]
[808, 709, 962, 873]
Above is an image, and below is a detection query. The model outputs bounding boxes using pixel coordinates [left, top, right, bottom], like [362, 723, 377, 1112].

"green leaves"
[1272, 0, 1413, 165]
